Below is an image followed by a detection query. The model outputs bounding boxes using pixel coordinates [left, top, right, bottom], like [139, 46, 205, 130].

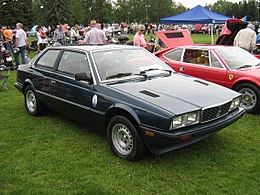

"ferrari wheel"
[107, 115, 145, 161]
[234, 83, 260, 114]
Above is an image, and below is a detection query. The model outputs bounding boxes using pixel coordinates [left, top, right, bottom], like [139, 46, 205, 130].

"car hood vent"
[139, 90, 160, 98]
[194, 79, 209, 86]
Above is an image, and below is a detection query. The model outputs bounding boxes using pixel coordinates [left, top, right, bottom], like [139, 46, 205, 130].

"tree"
[43, 0, 71, 25]
[0, 0, 33, 28]
[87, 0, 113, 23]
[70, 0, 87, 24]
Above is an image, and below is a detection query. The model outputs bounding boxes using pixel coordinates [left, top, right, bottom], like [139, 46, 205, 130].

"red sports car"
[155, 30, 260, 114]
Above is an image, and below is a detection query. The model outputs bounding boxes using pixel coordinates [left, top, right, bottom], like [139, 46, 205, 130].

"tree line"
[0, 0, 259, 28]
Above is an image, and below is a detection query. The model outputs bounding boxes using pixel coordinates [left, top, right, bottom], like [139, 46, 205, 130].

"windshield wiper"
[236, 65, 252, 70]
[106, 72, 132, 80]
[139, 68, 159, 74]
[255, 63, 260, 67]
[138, 68, 172, 75]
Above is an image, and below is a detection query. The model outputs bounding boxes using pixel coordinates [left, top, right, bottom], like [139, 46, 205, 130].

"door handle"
[179, 67, 185, 71]
[51, 80, 56, 85]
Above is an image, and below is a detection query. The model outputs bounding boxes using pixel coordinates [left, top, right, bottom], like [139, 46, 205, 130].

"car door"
[32, 49, 62, 106]
[49, 50, 95, 123]
[177, 48, 227, 86]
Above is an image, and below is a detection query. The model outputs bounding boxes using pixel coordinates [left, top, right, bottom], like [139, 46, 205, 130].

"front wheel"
[24, 85, 46, 116]
[234, 83, 260, 114]
[107, 115, 145, 161]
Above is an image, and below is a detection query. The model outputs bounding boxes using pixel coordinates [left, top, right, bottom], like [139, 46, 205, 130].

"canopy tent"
[160, 5, 231, 44]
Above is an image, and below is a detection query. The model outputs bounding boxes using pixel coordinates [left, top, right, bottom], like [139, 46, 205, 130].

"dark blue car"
[15, 45, 244, 160]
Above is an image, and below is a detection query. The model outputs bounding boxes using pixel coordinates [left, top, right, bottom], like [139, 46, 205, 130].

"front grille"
[201, 101, 232, 123]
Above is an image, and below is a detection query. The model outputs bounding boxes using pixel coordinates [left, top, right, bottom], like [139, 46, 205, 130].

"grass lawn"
[0, 34, 259, 194]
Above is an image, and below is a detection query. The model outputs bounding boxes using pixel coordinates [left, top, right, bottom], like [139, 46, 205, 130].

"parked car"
[216, 19, 260, 59]
[155, 30, 260, 114]
[15, 45, 244, 160]
[26, 25, 38, 37]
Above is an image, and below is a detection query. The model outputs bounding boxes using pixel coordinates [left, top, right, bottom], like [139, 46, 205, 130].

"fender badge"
[228, 74, 234, 81]
[92, 94, 98, 108]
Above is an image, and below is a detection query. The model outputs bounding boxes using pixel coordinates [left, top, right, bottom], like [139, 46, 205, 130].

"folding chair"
[0, 65, 10, 90]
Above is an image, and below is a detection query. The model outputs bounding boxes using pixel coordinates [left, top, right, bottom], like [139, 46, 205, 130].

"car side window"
[58, 51, 91, 77]
[210, 51, 223, 69]
[183, 49, 209, 66]
[36, 50, 60, 69]
[164, 48, 183, 61]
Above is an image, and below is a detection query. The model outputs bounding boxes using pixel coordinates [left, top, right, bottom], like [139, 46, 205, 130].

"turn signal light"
[145, 131, 155, 137]
[180, 135, 192, 140]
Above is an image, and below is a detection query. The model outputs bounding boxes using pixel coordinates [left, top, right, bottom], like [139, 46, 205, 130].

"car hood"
[110, 74, 239, 115]
[216, 19, 247, 46]
[155, 30, 193, 48]
[237, 67, 260, 77]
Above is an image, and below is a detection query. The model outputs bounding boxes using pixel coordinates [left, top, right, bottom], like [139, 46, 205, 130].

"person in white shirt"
[233, 23, 256, 52]
[70, 25, 80, 44]
[14, 23, 29, 68]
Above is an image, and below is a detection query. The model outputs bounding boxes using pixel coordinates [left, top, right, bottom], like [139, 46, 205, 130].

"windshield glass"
[92, 48, 171, 81]
[216, 47, 260, 70]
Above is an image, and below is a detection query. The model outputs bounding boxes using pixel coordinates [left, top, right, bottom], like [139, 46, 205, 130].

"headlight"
[229, 97, 241, 111]
[170, 111, 200, 130]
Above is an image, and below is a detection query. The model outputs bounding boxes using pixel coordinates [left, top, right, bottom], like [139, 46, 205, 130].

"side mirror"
[75, 72, 93, 84]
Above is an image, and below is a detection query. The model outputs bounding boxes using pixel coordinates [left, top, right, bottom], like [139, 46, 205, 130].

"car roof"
[53, 44, 140, 52]
[179, 44, 232, 50]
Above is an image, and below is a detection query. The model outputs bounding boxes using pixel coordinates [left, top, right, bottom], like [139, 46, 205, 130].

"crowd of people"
[0, 21, 162, 69]
[0, 20, 260, 69]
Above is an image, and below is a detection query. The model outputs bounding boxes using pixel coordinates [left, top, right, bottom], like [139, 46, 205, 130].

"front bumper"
[141, 107, 245, 154]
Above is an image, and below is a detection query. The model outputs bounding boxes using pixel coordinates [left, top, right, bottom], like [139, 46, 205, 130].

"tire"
[24, 85, 46, 116]
[107, 115, 145, 161]
[234, 83, 260, 114]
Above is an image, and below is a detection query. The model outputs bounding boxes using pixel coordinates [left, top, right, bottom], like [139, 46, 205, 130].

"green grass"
[1, 35, 260, 194]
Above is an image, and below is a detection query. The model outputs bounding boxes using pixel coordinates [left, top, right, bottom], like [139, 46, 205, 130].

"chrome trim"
[85, 51, 97, 85]
[90, 51, 102, 82]
[165, 47, 226, 70]
[36, 90, 91, 111]
[201, 99, 234, 123]
[162, 48, 184, 62]
[202, 99, 232, 110]
[48, 75, 92, 91]
[209, 50, 226, 70]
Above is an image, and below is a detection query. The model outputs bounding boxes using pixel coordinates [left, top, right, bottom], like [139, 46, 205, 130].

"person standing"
[70, 25, 80, 44]
[133, 24, 147, 48]
[84, 20, 106, 44]
[233, 23, 256, 52]
[14, 23, 29, 68]
[54, 25, 65, 45]
[2, 26, 15, 57]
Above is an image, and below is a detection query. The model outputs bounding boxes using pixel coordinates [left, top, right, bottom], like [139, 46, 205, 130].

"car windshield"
[92, 48, 171, 81]
[216, 47, 260, 70]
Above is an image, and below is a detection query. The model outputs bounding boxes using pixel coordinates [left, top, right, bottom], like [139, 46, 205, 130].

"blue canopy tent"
[160, 5, 231, 43]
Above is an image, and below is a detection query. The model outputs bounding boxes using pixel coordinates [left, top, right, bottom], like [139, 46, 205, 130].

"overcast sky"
[175, 0, 241, 8]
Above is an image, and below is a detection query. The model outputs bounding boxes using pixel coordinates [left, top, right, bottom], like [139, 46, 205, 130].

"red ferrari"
[155, 30, 260, 114]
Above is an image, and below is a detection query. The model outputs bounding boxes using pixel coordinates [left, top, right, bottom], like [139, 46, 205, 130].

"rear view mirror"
[75, 72, 93, 84]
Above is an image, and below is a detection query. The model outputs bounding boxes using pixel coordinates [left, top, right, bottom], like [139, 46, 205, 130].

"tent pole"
[211, 24, 214, 44]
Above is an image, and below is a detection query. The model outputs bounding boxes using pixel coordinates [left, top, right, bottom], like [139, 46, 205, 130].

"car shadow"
[45, 112, 234, 163]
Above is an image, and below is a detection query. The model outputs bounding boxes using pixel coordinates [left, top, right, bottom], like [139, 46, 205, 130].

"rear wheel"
[24, 85, 46, 116]
[107, 115, 145, 161]
[234, 83, 260, 114]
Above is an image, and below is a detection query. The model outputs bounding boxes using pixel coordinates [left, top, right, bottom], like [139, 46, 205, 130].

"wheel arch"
[23, 79, 35, 93]
[232, 79, 259, 91]
[105, 104, 141, 131]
